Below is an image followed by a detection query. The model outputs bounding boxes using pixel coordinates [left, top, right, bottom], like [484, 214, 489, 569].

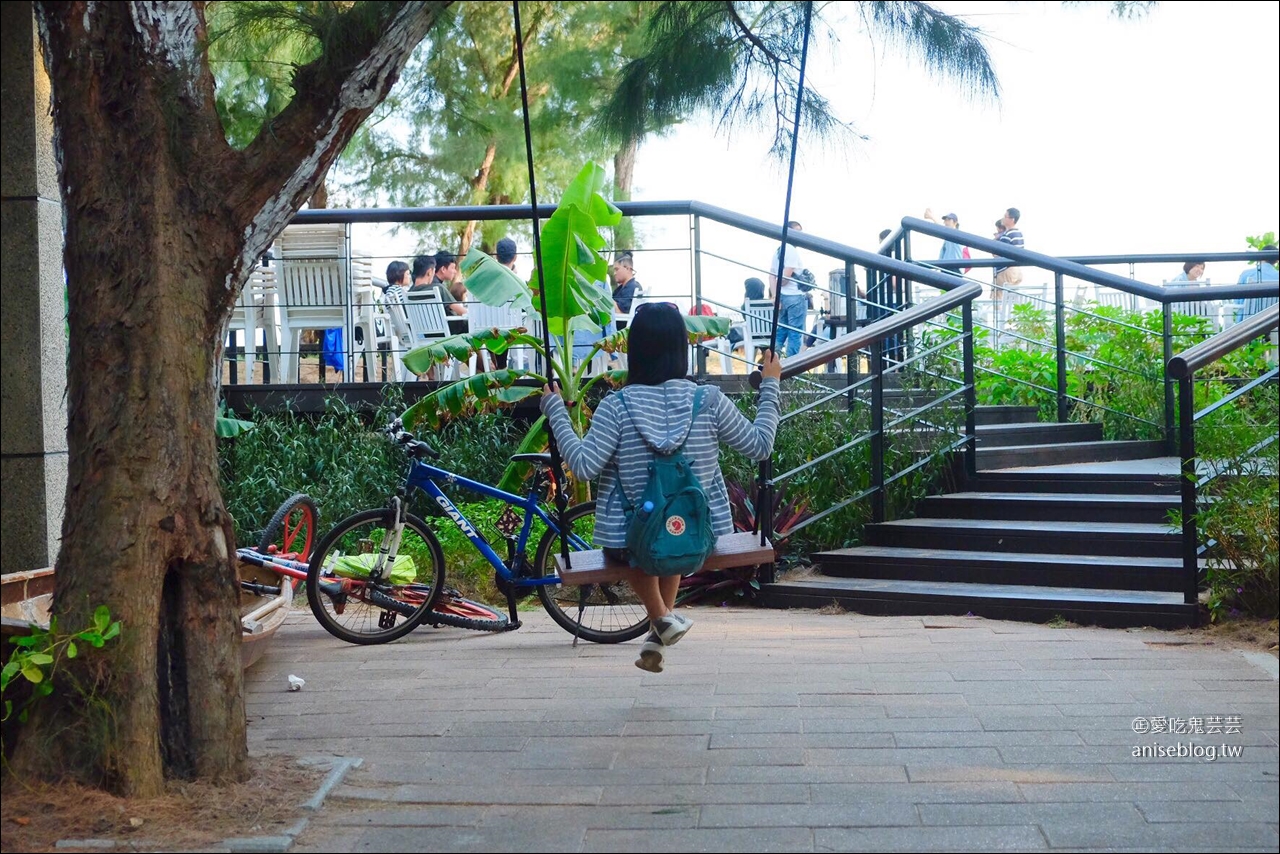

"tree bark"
[613, 134, 639, 250]
[19, 0, 446, 797]
[460, 141, 499, 255]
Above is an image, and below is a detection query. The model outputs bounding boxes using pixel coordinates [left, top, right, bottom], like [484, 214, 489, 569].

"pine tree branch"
[723, 1, 783, 66]
[229, 1, 451, 300]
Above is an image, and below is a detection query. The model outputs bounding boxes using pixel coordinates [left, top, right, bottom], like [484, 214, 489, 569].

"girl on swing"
[541, 302, 783, 672]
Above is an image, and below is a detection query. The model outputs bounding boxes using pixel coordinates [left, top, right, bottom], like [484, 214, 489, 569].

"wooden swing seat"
[553, 532, 775, 586]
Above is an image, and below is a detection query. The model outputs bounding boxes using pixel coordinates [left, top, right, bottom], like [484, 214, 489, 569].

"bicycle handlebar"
[382, 419, 440, 459]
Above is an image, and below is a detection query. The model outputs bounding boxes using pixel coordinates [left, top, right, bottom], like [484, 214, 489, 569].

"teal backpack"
[616, 387, 716, 576]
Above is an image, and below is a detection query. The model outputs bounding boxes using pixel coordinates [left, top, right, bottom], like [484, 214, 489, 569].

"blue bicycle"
[304, 419, 650, 645]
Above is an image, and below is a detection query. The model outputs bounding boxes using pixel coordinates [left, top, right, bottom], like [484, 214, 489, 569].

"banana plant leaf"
[558, 161, 623, 229]
[403, 328, 542, 376]
[496, 414, 550, 494]
[459, 248, 533, 313]
[215, 402, 255, 438]
[402, 369, 539, 431]
[533, 163, 618, 337]
[684, 314, 731, 341]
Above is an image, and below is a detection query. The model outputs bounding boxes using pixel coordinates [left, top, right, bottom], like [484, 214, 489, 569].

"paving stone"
[809, 782, 1023, 804]
[709, 765, 908, 785]
[917, 801, 1145, 826]
[1040, 819, 1279, 850]
[814, 824, 1047, 852]
[1017, 782, 1242, 803]
[600, 783, 810, 806]
[700, 802, 919, 828]
[1135, 799, 1280, 823]
[582, 827, 815, 852]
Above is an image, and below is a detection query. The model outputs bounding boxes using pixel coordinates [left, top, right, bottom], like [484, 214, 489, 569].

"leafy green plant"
[2, 606, 121, 725]
[399, 162, 728, 495]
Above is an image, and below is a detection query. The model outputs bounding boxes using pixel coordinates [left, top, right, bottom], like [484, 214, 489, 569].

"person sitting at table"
[1170, 260, 1208, 284]
[728, 276, 767, 353]
[409, 254, 436, 295]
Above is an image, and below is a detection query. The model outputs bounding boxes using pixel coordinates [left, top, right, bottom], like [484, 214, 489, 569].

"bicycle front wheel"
[306, 509, 445, 645]
[534, 502, 650, 644]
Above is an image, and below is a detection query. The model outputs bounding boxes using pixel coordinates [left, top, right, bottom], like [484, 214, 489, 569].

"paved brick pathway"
[245, 607, 1279, 852]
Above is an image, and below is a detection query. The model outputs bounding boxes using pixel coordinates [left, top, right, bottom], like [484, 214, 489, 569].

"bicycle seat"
[510, 453, 555, 469]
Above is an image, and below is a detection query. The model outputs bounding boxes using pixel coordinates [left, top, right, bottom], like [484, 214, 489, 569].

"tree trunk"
[20, 0, 446, 796]
[309, 175, 329, 209]
[613, 135, 638, 250]
[460, 141, 499, 255]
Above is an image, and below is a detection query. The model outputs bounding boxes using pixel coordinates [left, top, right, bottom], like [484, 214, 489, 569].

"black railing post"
[756, 458, 775, 584]
[871, 337, 886, 524]
[1178, 375, 1198, 608]
[1055, 272, 1067, 423]
[963, 301, 977, 482]
[692, 213, 706, 379]
[1163, 304, 1176, 454]
[845, 261, 856, 410]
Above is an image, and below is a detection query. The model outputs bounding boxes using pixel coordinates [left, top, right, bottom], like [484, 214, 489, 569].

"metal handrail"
[750, 283, 983, 386]
[903, 217, 1279, 304]
[1167, 305, 1280, 378]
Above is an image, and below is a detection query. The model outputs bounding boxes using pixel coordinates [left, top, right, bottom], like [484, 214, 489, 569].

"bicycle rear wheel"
[533, 502, 650, 644]
[257, 493, 319, 562]
[306, 509, 445, 645]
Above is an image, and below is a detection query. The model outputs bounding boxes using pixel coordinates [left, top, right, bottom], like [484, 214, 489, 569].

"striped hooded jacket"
[540, 378, 781, 548]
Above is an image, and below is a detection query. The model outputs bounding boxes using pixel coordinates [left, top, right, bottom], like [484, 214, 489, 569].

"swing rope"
[512, 0, 572, 569]
[766, 0, 815, 357]
[756, 1, 814, 549]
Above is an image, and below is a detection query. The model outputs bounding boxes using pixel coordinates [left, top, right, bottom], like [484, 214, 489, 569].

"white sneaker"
[652, 612, 693, 647]
[635, 633, 665, 673]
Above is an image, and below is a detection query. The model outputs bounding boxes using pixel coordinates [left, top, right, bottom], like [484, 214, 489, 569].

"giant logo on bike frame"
[435, 495, 478, 539]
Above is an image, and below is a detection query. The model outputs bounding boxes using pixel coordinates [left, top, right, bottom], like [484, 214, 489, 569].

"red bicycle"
[240, 494, 507, 632]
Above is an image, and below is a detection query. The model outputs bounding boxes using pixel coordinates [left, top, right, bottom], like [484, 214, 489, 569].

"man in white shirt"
[768, 221, 807, 357]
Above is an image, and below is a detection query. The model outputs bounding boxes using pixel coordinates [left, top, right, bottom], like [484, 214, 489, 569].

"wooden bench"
[553, 532, 775, 585]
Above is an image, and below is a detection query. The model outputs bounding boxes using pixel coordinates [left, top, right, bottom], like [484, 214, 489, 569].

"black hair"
[1005, 207, 1021, 223]
[1183, 260, 1206, 274]
[625, 302, 688, 386]
[386, 260, 410, 286]
[496, 237, 517, 264]
[878, 229, 892, 242]
[412, 254, 436, 280]
[434, 251, 457, 270]
[786, 221, 802, 230]
[744, 277, 765, 300]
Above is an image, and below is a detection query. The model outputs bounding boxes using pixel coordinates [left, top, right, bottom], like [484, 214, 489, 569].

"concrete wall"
[1, 1, 67, 574]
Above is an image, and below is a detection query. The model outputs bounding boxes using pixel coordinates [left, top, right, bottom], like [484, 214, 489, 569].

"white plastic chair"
[1164, 281, 1224, 331]
[276, 224, 378, 383]
[738, 298, 777, 365]
[1097, 290, 1139, 312]
[401, 291, 457, 379]
[226, 265, 280, 383]
[467, 300, 527, 373]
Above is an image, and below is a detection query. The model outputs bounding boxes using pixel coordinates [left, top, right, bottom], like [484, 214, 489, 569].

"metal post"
[962, 302, 977, 482]
[1163, 304, 1176, 454]
[344, 222, 356, 382]
[756, 459, 775, 584]
[1178, 376, 1198, 607]
[692, 214, 706, 379]
[845, 260, 856, 410]
[1055, 272, 1068, 423]
[870, 337, 886, 524]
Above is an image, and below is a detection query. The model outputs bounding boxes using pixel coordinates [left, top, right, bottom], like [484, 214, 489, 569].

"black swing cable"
[512, 0, 572, 569]
[767, 0, 815, 357]
[757, 0, 814, 547]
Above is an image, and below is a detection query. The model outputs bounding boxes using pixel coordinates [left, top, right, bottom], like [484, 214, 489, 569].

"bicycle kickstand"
[572, 585, 588, 648]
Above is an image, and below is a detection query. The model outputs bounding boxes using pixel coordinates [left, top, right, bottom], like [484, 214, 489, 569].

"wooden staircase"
[760, 406, 1200, 628]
